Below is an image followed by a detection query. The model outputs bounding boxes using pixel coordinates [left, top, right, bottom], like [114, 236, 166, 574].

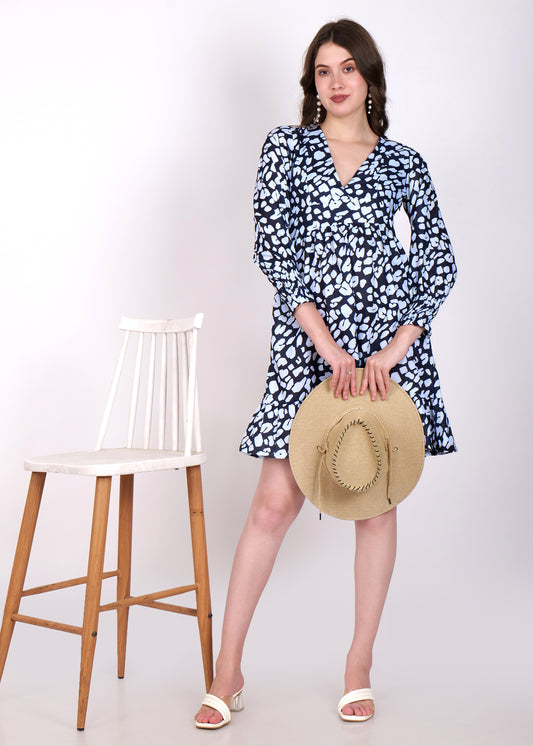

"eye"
[344, 64, 355, 73]
[317, 69, 329, 76]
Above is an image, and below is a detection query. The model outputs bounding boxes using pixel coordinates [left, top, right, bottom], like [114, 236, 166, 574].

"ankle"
[346, 650, 372, 670]
[344, 652, 372, 689]
[215, 655, 242, 677]
[210, 663, 244, 696]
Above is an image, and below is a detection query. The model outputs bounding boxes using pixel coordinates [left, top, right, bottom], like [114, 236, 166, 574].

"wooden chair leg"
[117, 474, 133, 679]
[186, 465, 213, 691]
[77, 476, 111, 731]
[0, 472, 46, 680]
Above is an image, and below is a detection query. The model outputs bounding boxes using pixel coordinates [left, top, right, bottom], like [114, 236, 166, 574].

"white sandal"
[338, 688, 375, 722]
[195, 689, 244, 730]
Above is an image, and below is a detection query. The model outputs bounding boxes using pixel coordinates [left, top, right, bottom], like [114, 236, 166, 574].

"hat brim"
[289, 372, 425, 520]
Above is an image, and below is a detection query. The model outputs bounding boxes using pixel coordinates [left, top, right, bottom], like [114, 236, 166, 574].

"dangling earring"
[315, 94, 322, 124]
[366, 90, 373, 116]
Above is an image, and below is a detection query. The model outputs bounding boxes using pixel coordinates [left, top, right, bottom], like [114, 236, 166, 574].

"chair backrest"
[96, 314, 203, 455]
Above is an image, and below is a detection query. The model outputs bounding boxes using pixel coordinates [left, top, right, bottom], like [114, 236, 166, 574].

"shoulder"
[380, 137, 429, 173]
[261, 124, 320, 152]
[262, 125, 299, 149]
[258, 126, 313, 173]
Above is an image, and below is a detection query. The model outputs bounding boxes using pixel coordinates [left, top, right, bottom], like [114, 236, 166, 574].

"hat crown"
[324, 409, 388, 493]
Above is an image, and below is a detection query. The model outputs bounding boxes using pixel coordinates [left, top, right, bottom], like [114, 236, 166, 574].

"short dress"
[240, 125, 457, 458]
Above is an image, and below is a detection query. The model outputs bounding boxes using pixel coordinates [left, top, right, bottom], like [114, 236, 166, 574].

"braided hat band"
[321, 411, 388, 493]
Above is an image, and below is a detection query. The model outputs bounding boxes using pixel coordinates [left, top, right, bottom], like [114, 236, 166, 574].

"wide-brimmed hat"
[289, 371, 425, 520]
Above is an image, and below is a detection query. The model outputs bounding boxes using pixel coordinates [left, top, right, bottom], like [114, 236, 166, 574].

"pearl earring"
[366, 91, 373, 116]
[315, 94, 322, 124]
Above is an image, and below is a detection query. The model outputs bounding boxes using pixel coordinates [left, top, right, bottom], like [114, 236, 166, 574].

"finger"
[336, 367, 347, 399]
[349, 364, 358, 396]
[368, 368, 377, 401]
[382, 370, 391, 399]
[342, 369, 351, 401]
[330, 366, 340, 395]
[375, 369, 387, 400]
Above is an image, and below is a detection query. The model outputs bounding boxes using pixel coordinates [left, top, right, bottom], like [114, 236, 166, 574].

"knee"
[356, 507, 397, 535]
[250, 488, 303, 535]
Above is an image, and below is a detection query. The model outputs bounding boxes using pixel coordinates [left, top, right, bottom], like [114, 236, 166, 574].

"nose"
[330, 71, 344, 89]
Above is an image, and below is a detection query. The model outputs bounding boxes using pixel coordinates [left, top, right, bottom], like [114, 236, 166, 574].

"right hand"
[314, 337, 357, 401]
[293, 302, 357, 401]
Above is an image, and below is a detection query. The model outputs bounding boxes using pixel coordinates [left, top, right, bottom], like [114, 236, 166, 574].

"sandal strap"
[338, 688, 374, 713]
[201, 694, 231, 724]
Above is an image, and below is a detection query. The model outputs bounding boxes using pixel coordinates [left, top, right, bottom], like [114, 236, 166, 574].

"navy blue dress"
[240, 125, 457, 458]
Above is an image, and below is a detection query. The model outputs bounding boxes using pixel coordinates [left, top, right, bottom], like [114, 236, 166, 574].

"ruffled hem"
[240, 440, 457, 460]
[239, 399, 294, 459]
[240, 402, 457, 460]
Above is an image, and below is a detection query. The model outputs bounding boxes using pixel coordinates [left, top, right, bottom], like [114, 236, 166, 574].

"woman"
[195, 18, 456, 728]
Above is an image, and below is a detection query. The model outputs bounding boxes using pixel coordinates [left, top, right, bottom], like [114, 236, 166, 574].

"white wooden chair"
[0, 315, 213, 730]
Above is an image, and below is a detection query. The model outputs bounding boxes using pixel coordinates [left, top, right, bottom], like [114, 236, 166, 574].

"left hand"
[359, 325, 424, 401]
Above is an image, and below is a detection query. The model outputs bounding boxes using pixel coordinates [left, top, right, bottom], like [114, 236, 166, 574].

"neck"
[321, 109, 375, 143]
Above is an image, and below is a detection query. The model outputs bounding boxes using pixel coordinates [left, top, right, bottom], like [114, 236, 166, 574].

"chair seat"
[24, 448, 207, 477]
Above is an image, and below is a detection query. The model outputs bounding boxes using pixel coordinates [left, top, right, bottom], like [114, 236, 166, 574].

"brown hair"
[300, 19, 388, 136]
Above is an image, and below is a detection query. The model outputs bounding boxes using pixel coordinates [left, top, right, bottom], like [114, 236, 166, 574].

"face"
[314, 42, 368, 120]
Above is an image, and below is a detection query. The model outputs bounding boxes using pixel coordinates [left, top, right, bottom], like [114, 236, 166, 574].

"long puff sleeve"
[253, 128, 314, 312]
[400, 152, 457, 330]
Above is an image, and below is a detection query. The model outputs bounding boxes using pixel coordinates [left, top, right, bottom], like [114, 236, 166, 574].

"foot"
[342, 664, 374, 719]
[195, 672, 245, 726]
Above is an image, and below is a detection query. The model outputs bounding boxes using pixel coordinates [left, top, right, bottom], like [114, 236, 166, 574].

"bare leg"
[341, 507, 397, 719]
[195, 457, 305, 725]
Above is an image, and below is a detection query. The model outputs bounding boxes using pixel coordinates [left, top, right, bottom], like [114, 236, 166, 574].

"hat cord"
[331, 418, 382, 492]
[385, 437, 392, 505]
[316, 443, 327, 518]
[314, 415, 393, 518]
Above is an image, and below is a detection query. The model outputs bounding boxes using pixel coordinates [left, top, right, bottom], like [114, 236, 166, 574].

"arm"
[359, 323, 424, 401]
[253, 128, 314, 311]
[399, 151, 457, 330]
[294, 302, 358, 401]
[361, 152, 457, 401]
[254, 131, 356, 398]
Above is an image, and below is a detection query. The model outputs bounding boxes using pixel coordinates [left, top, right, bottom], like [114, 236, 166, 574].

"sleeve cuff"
[398, 309, 432, 334]
[287, 291, 314, 314]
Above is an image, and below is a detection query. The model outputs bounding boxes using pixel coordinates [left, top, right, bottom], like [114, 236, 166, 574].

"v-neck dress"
[239, 125, 457, 458]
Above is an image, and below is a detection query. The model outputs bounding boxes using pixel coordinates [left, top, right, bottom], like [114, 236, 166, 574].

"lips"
[331, 95, 348, 103]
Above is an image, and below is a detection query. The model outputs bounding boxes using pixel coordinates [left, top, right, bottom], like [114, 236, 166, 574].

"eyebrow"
[315, 57, 355, 69]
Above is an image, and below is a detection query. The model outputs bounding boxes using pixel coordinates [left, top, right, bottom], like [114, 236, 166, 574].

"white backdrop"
[0, 0, 532, 740]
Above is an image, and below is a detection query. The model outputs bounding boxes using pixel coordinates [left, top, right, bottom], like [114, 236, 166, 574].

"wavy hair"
[300, 19, 388, 136]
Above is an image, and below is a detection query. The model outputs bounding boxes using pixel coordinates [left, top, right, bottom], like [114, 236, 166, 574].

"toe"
[355, 702, 372, 716]
[342, 699, 374, 718]
[195, 706, 223, 725]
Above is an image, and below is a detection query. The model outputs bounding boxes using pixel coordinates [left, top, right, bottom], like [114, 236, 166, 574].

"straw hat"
[289, 370, 425, 520]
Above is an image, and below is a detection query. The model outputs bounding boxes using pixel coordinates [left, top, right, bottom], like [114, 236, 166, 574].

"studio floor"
[0, 607, 530, 746]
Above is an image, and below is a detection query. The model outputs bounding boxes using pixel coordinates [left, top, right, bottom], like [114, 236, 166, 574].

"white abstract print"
[240, 126, 457, 458]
